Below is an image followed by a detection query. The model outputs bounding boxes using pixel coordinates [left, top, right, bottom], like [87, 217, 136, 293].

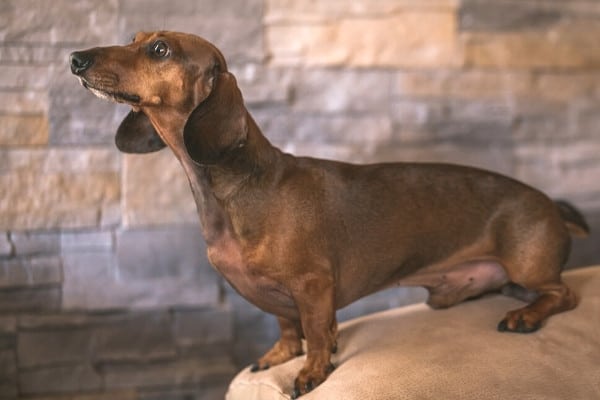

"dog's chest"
[207, 237, 297, 317]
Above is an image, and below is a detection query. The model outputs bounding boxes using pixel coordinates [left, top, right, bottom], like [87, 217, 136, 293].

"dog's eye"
[150, 40, 170, 58]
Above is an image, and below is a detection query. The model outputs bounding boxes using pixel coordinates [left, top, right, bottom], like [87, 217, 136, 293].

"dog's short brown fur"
[71, 31, 589, 398]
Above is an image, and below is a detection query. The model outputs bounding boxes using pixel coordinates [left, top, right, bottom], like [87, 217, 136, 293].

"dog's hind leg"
[497, 222, 578, 333]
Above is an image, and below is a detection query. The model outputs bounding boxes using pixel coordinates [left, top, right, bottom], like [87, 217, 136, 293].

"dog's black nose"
[70, 51, 93, 75]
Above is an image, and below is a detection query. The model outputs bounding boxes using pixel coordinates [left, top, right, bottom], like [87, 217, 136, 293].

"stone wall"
[1, 0, 600, 399]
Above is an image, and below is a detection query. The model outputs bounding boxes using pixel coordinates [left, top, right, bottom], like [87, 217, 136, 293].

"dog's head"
[70, 31, 247, 164]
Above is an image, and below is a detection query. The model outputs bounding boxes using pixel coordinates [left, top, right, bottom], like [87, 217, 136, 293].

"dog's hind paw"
[497, 311, 542, 333]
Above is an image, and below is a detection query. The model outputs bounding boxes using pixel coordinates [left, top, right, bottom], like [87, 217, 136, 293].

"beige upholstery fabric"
[227, 266, 600, 399]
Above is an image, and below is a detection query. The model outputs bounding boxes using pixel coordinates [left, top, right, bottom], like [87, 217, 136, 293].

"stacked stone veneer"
[1, 0, 600, 398]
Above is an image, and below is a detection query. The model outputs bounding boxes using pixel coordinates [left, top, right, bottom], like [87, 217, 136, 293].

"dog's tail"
[555, 200, 590, 238]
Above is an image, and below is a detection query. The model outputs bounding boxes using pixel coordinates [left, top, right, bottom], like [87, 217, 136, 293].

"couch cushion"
[226, 266, 600, 399]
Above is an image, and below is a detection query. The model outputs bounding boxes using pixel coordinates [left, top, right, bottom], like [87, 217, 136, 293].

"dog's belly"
[396, 260, 509, 308]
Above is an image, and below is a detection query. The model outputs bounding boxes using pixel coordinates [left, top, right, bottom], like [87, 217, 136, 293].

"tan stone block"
[266, 0, 458, 23]
[0, 149, 120, 230]
[123, 151, 197, 227]
[0, 114, 49, 146]
[394, 70, 533, 99]
[464, 20, 600, 69]
[0, 91, 48, 113]
[534, 73, 600, 102]
[267, 12, 462, 68]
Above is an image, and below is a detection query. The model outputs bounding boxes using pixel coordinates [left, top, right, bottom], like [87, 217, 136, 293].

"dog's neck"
[146, 108, 281, 244]
[204, 113, 281, 201]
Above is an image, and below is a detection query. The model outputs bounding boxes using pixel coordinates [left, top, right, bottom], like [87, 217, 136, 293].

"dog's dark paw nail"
[250, 363, 260, 372]
[291, 388, 301, 399]
[497, 319, 508, 332]
[305, 381, 314, 393]
[516, 317, 527, 333]
[331, 342, 338, 354]
[326, 363, 336, 374]
[263, 363, 270, 370]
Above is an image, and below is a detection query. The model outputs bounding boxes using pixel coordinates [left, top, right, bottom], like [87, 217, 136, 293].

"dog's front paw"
[250, 339, 304, 373]
[290, 363, 335, 398]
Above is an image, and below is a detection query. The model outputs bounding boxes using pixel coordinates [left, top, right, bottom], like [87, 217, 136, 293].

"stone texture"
[19, 364, 102, 395]
[266, 0, 459, 22]
[0, 287, 61, 313]
[267, 12, 462, 67]
[60, 251, 123, 310]
[123, 151, 197, 227]
[103, 357, 235, 390]
[515, 139, 600, 210]
[0, 349, 17, 399]
[18, 329, 92, 368]
[0, 0, 119, 44]
[27, 391, 137, 400]
[118, 0, 264, 64]
[173, 305, 233, 347]
[393, 70, 533, 99]
[61, 231, 114, 252]
[0, 90, 48, 114]
[10, 231, 60, 256]
[0, 114, 49, 146]
[292, 69, 393, 113]
[534, 72, 600, 103]
[49, 81, 125, 146]
[93, 312, 176, 362]
[464, 19, 600, 69]
[0, 256, 62, 289]
[62, 228, 219, 309]
[0, 148, 120, 230]
[459, 0, 563, 32]
[0, 232, 11, 256]
[138, 386, 227, 400]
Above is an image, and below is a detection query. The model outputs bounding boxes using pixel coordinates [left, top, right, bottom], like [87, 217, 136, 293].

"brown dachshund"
[70, 31, 589, 398]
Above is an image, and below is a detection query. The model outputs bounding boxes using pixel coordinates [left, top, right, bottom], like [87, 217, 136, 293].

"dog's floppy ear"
[115, 110, 166, 153]
[183, 71, 248, 165]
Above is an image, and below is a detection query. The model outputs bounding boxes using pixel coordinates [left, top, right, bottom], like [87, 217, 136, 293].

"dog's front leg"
[291, 279, 337, 398]
[251, 317, 304, 371]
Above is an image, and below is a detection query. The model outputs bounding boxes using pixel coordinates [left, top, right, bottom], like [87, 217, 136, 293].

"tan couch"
[227, 266, 600, 399]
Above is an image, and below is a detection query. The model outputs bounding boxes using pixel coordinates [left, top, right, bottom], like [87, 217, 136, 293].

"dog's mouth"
[79, 77, 141, 105]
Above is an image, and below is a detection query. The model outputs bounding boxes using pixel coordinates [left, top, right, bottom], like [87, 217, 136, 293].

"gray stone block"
[18, 329, 92, 368]
[0, 349, 17, 399]
[118, 13, 263, 64]
[61, 230, 114, 252]
[62, 247, 217, 310]
[0, 0, 118, 44]
[0, 287, 61, 312]
[19, 364, 102, 395]
[0, 232, 12, 256]
[103, 356, 236, 390]
[112, 226, 220, 308]
[18, 313, 93, 330]
[292, 69, 393, 113]
[49, 79, 123, 145]
[173, 305, 233, 347]
[460, 0, 562, 32]
[10, 231, 60, 256]
[93, 312, 176, 362]
[0, 256, 62, 289]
